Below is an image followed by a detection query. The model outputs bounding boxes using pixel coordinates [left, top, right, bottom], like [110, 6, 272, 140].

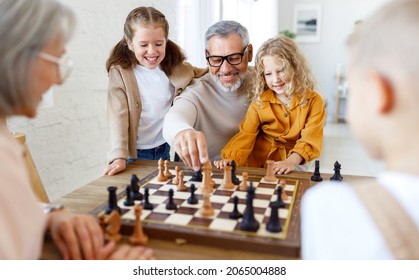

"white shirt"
[301, 172, 419, 259]
[133, 65, 174, 149]
[0, 121, 46, 259]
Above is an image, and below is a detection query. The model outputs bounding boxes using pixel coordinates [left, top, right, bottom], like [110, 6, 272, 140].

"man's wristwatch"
[43, 204, 64, 214]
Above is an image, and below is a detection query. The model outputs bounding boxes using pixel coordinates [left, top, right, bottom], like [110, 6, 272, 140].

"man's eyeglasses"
[206, 45, 248, 67]
[38, 51, 74, 82]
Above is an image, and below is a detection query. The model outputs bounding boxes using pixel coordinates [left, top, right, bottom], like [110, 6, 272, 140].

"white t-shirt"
[133, 65, 174, 149]
[301, 172, 419, 259]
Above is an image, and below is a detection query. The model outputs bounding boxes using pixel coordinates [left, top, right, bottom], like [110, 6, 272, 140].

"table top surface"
[44, 160, 373, 260]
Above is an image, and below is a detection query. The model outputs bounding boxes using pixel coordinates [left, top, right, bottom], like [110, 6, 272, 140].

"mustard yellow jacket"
[221, 88, 326, 168]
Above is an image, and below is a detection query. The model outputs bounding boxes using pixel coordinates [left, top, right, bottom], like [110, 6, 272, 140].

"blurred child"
[215, 35, 325, 174]
[104, 7, 206, 176]
[301, 0, 419, 259]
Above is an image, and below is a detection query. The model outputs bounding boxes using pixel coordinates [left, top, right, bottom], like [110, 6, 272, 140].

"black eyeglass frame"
[205, 45, 249, 67]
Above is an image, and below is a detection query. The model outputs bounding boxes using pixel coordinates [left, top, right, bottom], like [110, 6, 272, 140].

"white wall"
[7, 0, 180, 201]
[278, 0, 390, 122]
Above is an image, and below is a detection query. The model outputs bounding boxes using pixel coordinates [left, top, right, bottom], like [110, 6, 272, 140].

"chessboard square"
[253, 198, 271, 208]
[189, 217, 213, 227]
[180, 199, 203, 208]
[176, 206, 199, 216]
[257, 182, 277, 189]
[153, 203, 176, 214]
[141, 183, 162, 190]
[255, 187, 276, 195]
[232, 191, 247, 199]
[218, 185, 238, 191]
[264, 207, 289, 219]
[158, 184, 177, 192]
[140, 187, 158, 195]
[255, 193, 272, 200]
[255, 213, 265, 223]
[211, 178, 223, 185]
[210, 195, 231, 204]
[122, 208, 135, 220]
[145, 212, 170, 222]
[213, 189, 235, 196]
[194, 209, 220, 219]
[210, 218, 238, 232]
[195, 187, 215, 195]
[284, 184, 295, 192]
[165, 213, 193, 226]
[146, 194, 167, 205]
[173, 191, 190, 199]
[185, 181, 201, 188]
[221, 202, 246, 213]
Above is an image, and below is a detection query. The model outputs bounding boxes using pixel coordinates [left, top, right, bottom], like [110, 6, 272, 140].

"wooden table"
[42, 160, 372, 260]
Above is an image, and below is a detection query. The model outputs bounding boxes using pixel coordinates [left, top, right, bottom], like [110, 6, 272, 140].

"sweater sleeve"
[163, 95, 197, 146]
[106, 67, 130, 163]
[221, 102, 261, 166]
[290, 94, 326, 163]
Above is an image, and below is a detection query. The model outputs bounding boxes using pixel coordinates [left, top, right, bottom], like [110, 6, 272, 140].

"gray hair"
[0, 0, 76, 117]
[205, 20, 249, 50]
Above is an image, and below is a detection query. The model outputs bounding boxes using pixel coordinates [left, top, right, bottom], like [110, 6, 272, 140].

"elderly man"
[163, 20, 254, 171]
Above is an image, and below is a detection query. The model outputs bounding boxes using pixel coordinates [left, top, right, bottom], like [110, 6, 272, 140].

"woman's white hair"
[0, 0, 76, 117]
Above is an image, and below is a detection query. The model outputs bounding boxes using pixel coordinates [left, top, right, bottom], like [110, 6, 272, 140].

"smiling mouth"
[145, 56, 158, 62]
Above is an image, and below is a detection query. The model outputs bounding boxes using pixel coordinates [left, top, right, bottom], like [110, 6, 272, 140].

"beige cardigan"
[107, 63, 207, 163]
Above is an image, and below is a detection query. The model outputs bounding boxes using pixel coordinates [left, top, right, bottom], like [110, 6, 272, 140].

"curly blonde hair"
[252, 35, 317, 105]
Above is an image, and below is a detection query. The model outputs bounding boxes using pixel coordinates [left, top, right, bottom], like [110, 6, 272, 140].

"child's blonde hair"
[252, 35, 316, 105]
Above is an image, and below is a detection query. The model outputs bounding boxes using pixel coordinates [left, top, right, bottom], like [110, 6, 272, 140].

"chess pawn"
[157, 158, 168, 182]
[172, 165, 181, 185]
[220, 164, 234, 189]
[330, 161, 343, 181]
[279, 180, 289, 201]
[177, 171, 187, 191]
[239, 172, 248, 191]
[129, 205, 149, 245]
[200, 191, 214, 217]
[264, 160, 277, 182]
[163, 160, 172, 177]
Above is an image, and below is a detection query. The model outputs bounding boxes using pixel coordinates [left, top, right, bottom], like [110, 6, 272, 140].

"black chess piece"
[311, 160, 323, 182]
[187, 184, 198, 205]
[165, 188, 177, 210]
[230, 160, 241, 185]
[239, 182, 260, 232]
[105, 186, 121, 214]
[123, 185, 134, 206]
[266, 204, 282, 233]
[130, 174, 143, 200]
[142, 187, 153, 210]
[229, 195, 242, 219]
[191, 169, 203, 182]
[270, 186, 286, 208]
[330, 161, 343, 181]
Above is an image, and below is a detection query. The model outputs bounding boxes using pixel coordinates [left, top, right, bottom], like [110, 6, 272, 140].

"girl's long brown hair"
[106, 6, 185, 76]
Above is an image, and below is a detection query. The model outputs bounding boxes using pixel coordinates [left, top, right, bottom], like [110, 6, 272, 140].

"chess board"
[91, 167, 310, 257]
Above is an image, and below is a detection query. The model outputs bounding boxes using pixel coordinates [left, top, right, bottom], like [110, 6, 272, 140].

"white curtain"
[177, 0, 221, 67]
